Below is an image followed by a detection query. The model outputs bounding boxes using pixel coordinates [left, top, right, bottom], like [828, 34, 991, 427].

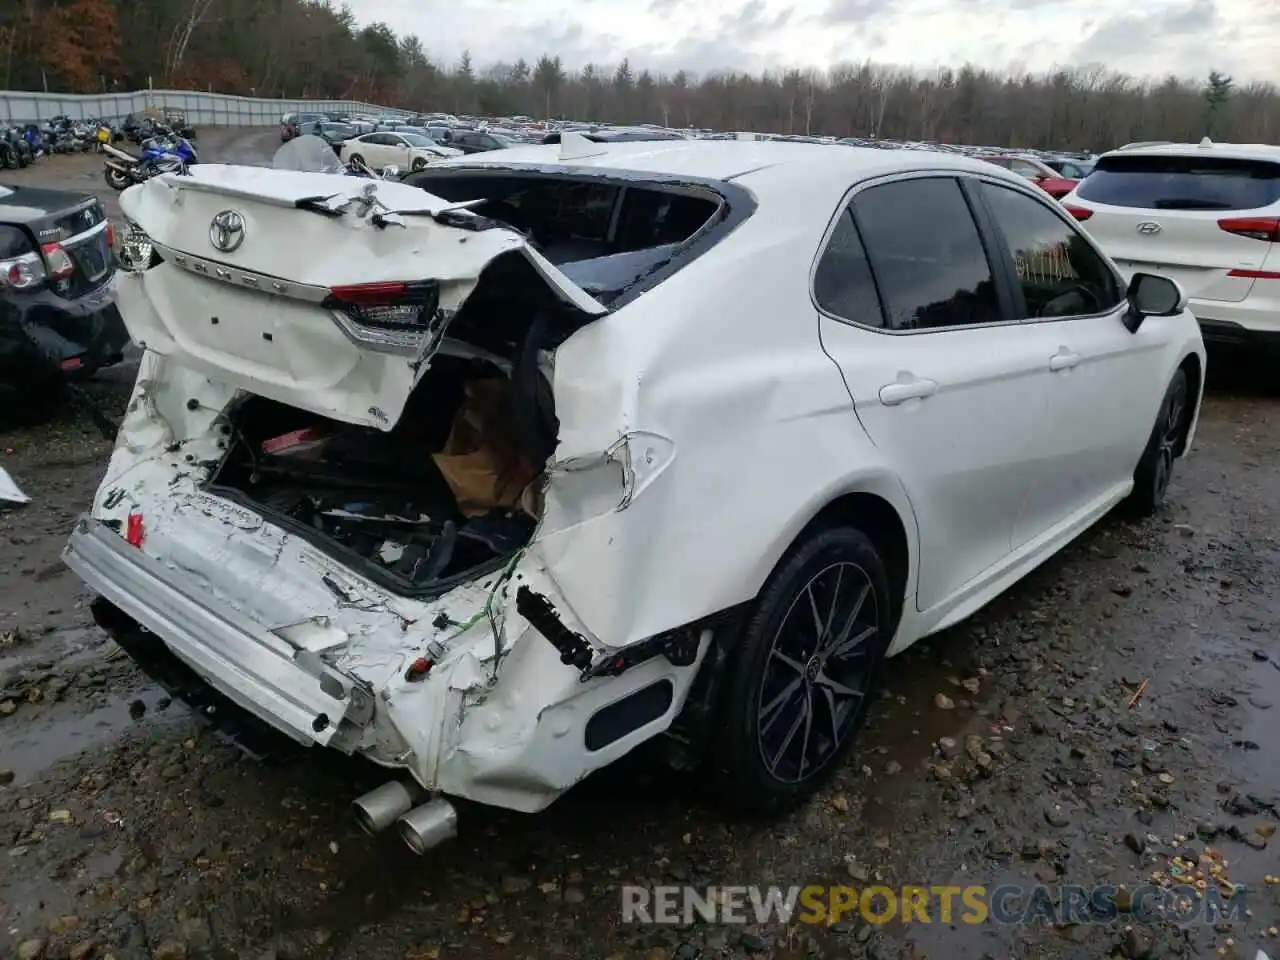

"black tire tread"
[1126, 367, 1189, 518]
[709, 525, 894, 816]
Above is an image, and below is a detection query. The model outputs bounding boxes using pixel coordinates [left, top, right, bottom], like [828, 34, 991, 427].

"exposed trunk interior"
[208, 350, 547, 597]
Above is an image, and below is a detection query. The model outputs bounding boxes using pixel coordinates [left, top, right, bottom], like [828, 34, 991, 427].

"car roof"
[430, 138, 1021, 193]
[1100, 140, 1280, 164]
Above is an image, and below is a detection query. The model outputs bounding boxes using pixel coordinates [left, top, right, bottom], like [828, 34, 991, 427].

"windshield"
[272, 134, 345, 174]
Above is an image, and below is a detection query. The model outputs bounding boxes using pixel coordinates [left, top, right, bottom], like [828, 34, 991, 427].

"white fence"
[0, 89, 411, 126]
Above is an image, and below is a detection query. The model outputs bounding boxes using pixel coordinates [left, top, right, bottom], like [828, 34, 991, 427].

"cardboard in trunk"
[432, 378, 541, 518]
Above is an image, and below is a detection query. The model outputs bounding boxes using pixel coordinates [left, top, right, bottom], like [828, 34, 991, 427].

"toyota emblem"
[209, 210, 246, 253]
[1136, 221, 1162, 235]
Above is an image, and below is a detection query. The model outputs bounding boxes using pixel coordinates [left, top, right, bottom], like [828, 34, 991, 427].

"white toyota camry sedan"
[70, 136, 1204, 851]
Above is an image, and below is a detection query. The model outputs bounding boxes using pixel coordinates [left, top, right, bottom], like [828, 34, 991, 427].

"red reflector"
[125, 512, 145, 547]
[1218, 217, 1280, 242]
[106, 220, 116, 249]
[1227, 269, 1280, 279]
[328, 281, 408, 304]
[405, 657, 433, 681]
[59, 357, 83, 371]
[1062, 204, 1093, 221]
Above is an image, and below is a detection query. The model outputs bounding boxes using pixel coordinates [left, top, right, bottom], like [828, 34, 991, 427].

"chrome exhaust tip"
[396, 798, 458, 854]
[352, 781, 417, 836]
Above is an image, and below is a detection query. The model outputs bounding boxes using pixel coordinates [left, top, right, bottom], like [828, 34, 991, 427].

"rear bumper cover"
[1196, 318, 1280, 352]
[62, 517, 364, 747]
[0, 282, 128, 380]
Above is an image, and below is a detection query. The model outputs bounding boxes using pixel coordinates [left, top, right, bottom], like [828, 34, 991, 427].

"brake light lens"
[1062, 204, 1093, 222]
[0, 251, 47, 290]
[106, 220, 116, 250]
[1218, 217, 1280, 242]
[323, 280, 441, 353]
[40, 242, 76, 280]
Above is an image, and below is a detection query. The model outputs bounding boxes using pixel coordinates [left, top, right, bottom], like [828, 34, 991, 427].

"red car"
[977, 155, 1078, 200]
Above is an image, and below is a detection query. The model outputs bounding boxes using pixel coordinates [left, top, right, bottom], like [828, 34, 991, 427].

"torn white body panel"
[116, 166, 603, 430]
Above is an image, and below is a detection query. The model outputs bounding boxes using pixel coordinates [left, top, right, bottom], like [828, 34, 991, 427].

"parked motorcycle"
[22, 124, 46, 158]
[102, 135, 198, 190]
[0, 127, 28, 168]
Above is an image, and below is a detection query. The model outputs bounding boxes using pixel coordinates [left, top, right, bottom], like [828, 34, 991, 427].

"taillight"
[1062, 204, 1093, 221]
[323, 280, 441, 353]
[40, 241, 76, 280]
[119, 220, 158, 272]
[1217, 217, 1280, 242]
[0, 251, 47, 291]
[106, 220, 116, 250]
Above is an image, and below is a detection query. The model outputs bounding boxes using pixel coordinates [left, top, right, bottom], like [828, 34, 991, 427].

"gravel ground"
[1, 131, 1278, 960]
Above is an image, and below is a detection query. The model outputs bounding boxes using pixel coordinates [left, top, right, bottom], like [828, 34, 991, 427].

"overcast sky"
[344, 0, 1275, 83]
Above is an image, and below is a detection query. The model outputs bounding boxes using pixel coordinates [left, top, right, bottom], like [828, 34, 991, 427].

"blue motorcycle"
[102, 135, 197, 190]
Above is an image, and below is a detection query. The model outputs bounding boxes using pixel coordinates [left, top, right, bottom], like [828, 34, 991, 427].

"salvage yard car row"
[3, 127, 1277, 854]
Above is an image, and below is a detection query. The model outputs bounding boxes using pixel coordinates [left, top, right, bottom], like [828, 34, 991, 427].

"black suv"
[1, 183, 127, 387]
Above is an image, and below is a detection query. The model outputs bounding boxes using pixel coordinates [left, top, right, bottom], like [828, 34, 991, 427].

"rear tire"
[104, 167, 131, 190]
[711, 526, 895, 815]
[411, 157, 427, 172]
[1126, 367, 1189, 518]
[348, 153, 365, 167]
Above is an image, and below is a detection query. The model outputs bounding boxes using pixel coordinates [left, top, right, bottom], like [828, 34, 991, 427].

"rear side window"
[814, 209, 884, 327]
[851, 177, 1001, 331]
[1077, 155, 1280, 211]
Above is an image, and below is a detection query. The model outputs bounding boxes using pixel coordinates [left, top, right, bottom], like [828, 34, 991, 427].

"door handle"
[1049, 349, 1080, 371]
[879, 378, 938, 405]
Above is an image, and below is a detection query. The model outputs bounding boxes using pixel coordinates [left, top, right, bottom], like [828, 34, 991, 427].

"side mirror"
[1123, 272, 1186, 332]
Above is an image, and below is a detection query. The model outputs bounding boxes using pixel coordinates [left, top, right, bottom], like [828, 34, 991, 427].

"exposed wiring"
[446, 548, 525, 675]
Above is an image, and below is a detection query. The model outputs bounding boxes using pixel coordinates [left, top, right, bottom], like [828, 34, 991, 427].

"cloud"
[1070, 0, 1218, 65]
[822, 0, 896, 25]
[343, 0, 1276, 82]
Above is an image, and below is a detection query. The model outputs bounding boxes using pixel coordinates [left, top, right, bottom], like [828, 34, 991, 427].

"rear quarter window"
[1077, 155, 1280, 211]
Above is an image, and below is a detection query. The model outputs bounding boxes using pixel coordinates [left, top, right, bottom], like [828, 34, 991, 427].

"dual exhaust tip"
[352, 781, 457, 854]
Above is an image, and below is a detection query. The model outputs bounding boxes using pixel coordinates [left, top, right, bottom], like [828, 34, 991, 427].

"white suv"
[1062, 139, 1280, 352]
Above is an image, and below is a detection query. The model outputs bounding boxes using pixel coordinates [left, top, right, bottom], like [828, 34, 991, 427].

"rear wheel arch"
[793, 491, 911, 629]
[665, 488, 913, 774]
[1174, 352, 1202, 456]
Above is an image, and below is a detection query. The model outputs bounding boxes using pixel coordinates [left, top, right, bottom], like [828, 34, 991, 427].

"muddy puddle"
[0, 626, 181, 785]
[0, 686, 181, 785]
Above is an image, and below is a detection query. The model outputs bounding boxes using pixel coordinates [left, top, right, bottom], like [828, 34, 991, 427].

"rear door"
[1069, 152, 1280, 303]
[973, 178, 1169, 545]
[815, 174, 1052, 614]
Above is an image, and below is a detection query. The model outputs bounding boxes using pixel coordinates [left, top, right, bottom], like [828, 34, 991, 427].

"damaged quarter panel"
[524, 163, 918, 652]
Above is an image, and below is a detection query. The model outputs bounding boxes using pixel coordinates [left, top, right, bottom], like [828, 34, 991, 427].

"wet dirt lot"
[2, 131, 1278, 960]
